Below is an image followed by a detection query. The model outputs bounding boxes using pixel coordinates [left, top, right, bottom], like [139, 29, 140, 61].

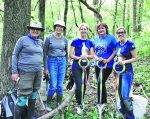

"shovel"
[78, 58, 90, 111]
[96, 60, 107, 119]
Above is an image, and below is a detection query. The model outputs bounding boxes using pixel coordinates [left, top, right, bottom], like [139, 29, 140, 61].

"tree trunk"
[122, 0, 126, 27]
[137, 0, 143, 31]
[112, 0, 119, 34]
[64, 0, 69, 36]
[78, 1, 85, 23]
[126, 2, 130, 36]
[71, 0, 78, 27]
[39, 0, 45, 39]
[0, 0, 31, 98]
[133, 0, 137, 32]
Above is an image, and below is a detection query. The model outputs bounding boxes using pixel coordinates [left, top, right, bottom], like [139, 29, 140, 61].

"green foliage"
[0, 0, 150, 118]
[134, 32, 150, 57]
[134, 58, 150, 96]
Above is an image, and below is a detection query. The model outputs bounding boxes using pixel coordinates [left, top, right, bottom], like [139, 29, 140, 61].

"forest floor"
[37, 58, 150, 119]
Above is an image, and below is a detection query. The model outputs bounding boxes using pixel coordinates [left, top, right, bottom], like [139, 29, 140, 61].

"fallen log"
[38, 84, 76, 119]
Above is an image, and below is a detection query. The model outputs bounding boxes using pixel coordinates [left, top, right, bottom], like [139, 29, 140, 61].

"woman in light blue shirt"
[92, 23, 117, 104]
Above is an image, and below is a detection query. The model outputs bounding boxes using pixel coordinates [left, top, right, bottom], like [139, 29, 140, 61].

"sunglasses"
[117, 31, 125, 34]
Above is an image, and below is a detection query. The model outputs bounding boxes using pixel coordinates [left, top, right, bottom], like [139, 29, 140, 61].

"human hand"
[118, 60, 126, 65]
[43, 70, 49, 75]
[94, 56, 103, 61]
[117, 56, 126, 64]
[11, 74, 19, 81]
[102, 58, 109, 64]
[80, 55, 88, 59]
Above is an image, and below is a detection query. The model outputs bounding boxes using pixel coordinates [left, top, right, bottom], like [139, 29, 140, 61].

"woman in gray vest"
[11, 21, 44, 119]
[44, 20, 68, 110]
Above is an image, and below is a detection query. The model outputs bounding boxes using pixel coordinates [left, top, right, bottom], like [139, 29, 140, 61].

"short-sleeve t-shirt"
[115, 40, 136, 72]
[71, 38, 94, 69]
[92, 34, 117, 68]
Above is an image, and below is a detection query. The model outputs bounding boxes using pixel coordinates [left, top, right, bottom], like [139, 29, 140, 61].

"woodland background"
[0, 0, 149, 118]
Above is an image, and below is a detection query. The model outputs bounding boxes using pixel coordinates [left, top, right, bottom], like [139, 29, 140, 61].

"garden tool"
[78, 42, 90, 110]
[78, 57, 89, 110]
[96, 60, 107, 119]
[113, 57, 126, 118]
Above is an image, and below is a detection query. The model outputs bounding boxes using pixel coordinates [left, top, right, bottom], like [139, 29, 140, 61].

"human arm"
[119, 49, 137, 65]
[103, 50, 116, 64]
[69, 46, 81, 60]
[11, 38, 23, 81]
[43, 37, 49, 74]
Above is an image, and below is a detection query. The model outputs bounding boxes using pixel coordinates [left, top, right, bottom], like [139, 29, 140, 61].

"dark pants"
[72, 67, 89, 105]
[95, 66, 112, 104]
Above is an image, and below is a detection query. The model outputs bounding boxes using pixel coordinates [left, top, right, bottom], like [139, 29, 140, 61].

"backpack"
[0, 89, 17, 119]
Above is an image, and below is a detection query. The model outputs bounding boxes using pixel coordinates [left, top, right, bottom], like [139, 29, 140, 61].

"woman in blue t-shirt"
[92, 23, 117, 104]
[115, 27, 137, 119]
[69, 23, 94, 114]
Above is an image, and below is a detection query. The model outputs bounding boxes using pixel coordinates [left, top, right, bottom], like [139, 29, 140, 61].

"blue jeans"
[119, 72, 133, 99]
[119, 71, 135, 119]
[47, 57, 67, 97]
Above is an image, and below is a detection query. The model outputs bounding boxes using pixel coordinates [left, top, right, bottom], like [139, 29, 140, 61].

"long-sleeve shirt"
[12, 35, 43, 74]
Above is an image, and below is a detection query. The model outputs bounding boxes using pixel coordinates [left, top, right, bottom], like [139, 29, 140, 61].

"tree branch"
[79, 0, 102, 22]
[37, 84, 76, 119]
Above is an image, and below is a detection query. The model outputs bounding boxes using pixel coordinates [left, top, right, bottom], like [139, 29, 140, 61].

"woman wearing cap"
[43, 20, 68, 109]
[92, 23, 117, 105]
[11, 21, 44, 119]
[69, 23, 94, 114]
[115, 27, 137, 119]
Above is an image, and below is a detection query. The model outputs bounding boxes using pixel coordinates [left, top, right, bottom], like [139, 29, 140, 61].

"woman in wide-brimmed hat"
[43, 20, 68, 110]
[11, 21, 44, 119]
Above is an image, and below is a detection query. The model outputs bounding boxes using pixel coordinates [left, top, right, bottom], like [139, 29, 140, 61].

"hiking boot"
[46, 96, 56, 110]
[45, 105, 52, 112]
[27, 99, 36, 119]
[14, 105, 27, 119]
[57, 95, 62, 106]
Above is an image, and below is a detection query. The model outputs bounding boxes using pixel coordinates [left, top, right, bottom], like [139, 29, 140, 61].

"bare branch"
[79, 0, 102, 22]
[37, 84, 76, 119]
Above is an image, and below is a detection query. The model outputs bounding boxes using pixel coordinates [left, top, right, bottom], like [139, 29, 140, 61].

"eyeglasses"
[117, 31, 125, 34]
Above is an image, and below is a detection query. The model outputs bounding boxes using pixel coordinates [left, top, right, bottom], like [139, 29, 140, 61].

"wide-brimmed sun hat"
[54, 20, 66, 28]
[27, 21, 44, 31]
